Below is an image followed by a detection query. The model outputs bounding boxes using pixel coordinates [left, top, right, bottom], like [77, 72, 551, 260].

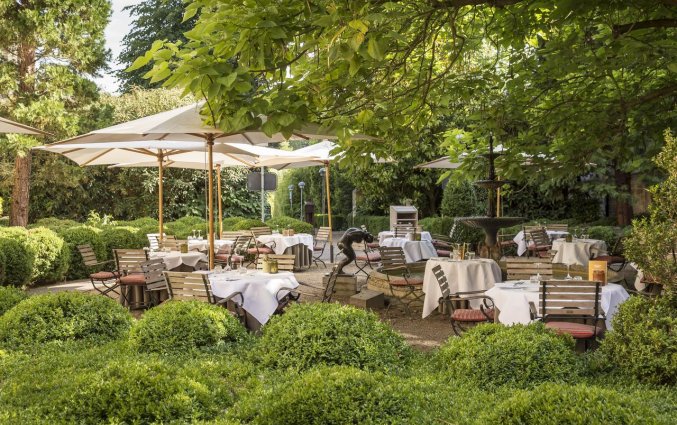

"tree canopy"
[141, 0, 677, 224]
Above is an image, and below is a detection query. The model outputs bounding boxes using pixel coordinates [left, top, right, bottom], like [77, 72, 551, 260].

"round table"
[551, 238, 607, 267]
[209, 270, 299, 325]
[513, 230, 569, 256]
[422, 258, 502, 318]
[187, 239, 233, 252]
[150, 251, 207, 270]
[380, 237, 437, 263]
[486, 281, 629, 330]
[256, 233, 314, 269]
[378, 230, 432, 245]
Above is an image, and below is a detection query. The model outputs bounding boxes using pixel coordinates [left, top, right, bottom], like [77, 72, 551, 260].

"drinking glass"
[565, 261, 573, 280]
[535, 262, 542, 280]
[192, 229, 196, 239]
[197, 230, 202, 240]
[468, 251, 476, 260]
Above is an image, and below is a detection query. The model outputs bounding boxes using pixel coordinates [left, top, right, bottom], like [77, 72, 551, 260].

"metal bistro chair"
[220, 231, 245, 240]
[77, 244, 120, 298]
[291, 264, 342, 304]
[530, 279, 604, 350]
[431, 264, 495, 336]
[164, 271, 246, 321]
[378, 246, 424, 318]
[595, 236, 630, 288]
[312, 227, 332, 268]
[353, 241, 381, 276]
[248, 227, 275, 267]
[545, 223, 569, 233]
[215, 234, 252, 269]
[361, 225, 380, 249]
[114, 249, 149, 309]
[528, 228, 552, 258]
[140, 258, 168, 308]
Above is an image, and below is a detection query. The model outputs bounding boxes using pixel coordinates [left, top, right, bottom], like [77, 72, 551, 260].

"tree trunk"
[614, 169, 633, 226]
[10, 152, 32, 227]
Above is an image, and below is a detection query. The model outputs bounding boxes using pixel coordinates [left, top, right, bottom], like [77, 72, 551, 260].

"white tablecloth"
[486, 281, 629, 330]
[150, 251, 207, 270]
[257, 233, 314, 255]
[188, 239, 233, 252]
[378, 231, 432, 245]
[513, 230, 569, 256]
[551, 238, 607, 267]
[209, 271, 299, 324]
[422, 258, 502, 318]
[381, 237, 437, 263]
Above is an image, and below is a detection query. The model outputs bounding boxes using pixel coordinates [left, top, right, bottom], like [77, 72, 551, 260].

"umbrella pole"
[324, 161, 333, 261]
[216, 164, 223, 238]
[260, 166, 265, 222]
[158, 154, 164, 240]
[207, 136, 215, 269]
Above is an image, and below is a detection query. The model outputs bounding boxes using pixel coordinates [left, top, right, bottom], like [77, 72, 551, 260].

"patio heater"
[319, 167, 326, 225]
[298, 181, 305, 221]
[288, 184, 294, 215]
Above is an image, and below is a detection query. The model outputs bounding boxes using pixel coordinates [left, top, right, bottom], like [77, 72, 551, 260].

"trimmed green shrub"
[0, 342, 260, 424]
[233, 218, 267, 231]
[599, 294, 677, 385]
[222, 216, 246, 231]
[171, 215, 207, 227]
[478, 383, 661, 425]
[0, 286, 27, 316]
[120, 217, 159, 228]
[584, 225, 618, 251]
[313, 213, 347, 230]
[0, 291, 132, 349]
[419, 216, 455, 236]
[57, 225, 105, 279]
[437, 323, 581, 389]
[352, 215, 389, 233]
[266, 216, 313, 234]
[129, 301, 246, 354]
[257, 303, 412, 372]
[0, 234, 35, 287]
[229, 366, 427, 424]
[27, 227, 70, 283]
[0, 249, 5, 285]
[99, 225, 146, 255]
[31, 217, 80, 230]
[166, 219, 208, 239]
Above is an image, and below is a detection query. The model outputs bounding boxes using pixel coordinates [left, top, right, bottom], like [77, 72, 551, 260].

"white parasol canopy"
[414, 156, 462, 169]
[0, 116, 48, 135]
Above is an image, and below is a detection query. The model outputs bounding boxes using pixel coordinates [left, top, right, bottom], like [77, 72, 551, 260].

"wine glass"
[192, 229, 196, 239]
[535, 261, 542, 281]
[565, 260, 574, 280]
[197, 230, 202, 240]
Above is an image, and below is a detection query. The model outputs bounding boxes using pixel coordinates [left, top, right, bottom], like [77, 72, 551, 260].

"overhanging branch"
[613, 19, 677, 38]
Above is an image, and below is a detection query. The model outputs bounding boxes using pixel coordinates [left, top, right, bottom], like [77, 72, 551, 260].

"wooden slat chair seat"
[531, 280, 604, 350]
[140, 258, 168, 308]
[313, 226, 332, 268]
[377, 247, 424, 318]
[77, 244, 120, 298]
[528, 228, 552, 258]
[431, 264, 494, 335]
[114, 249, 150, 309]
[506, 257, 554, 281]
[164, 271, 246, 320]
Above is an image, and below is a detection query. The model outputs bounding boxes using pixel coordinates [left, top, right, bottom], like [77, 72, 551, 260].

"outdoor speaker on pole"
[246, 172, 277, 191]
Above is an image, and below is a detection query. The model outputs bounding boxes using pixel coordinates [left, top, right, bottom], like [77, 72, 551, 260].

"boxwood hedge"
[266, 216, 313, 234]
[56, 225, 106, 279]
[0, 287, 27, 316]
[256, 303, 413, 372]
[437, 323, 582, 389]
[0, 291, 132, 349]
[26, 227, 70, 283]
[0, 234, 35, 287]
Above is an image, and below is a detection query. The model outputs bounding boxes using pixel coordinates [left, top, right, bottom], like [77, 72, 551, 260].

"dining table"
[551, 238, 607, 267]
[256, 233, 314, 269]
[513, 229, 569, 256]
[486, 281, 629, 330]
[378, 230, 433, 245]
[380, 237, 437, 263]
[421, 258, 502, 318]
[209, 270, 299, 325]
[187, 238, 233, 252]
[149, 250, 207, 270]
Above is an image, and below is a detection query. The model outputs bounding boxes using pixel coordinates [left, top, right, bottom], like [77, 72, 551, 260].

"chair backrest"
[147, 234, 160, 250]
[523, 225, 544, 243]
[323, 264, 341, 302]
[530, 228, 551, 248]
[164, 271, 213, 303]
[220, 231, 244, 240]
[114, 249, 148, 274]
[161, 239, 183, 251]
[232, 234, 253, 253]
[393, 224, 415, 237]
[77, 244, 100, 267]
[506, 257, 554, 280]
[546, 223, 568, 232]
[140, 258, 167, 291]
[431, 264, 450, 298]
[250, 226, 272, 238]
[315, 227, 331, 242]
[378, 247, 407, 269]
[539, 280, 601, 320]
[256, 254, 295, 271]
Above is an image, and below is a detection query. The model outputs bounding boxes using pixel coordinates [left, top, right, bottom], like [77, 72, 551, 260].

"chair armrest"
[449, 294, 494, 303]
[381, 265, 409, 276]
[215, 291, 244, 306]
[452, 289, 489, 296]
[529, 301, 539, 320]
[275, 286, 297, 300]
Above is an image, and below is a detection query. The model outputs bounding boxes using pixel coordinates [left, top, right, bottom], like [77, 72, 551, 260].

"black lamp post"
[298, 181, 305, 221]
[287, 184, 294, 215]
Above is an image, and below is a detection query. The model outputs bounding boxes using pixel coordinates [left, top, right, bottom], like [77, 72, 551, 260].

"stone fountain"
[456, 137, 523, 259]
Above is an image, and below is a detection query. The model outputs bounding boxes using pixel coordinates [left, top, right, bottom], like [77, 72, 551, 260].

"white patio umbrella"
[0, 116, 49, 135]
[414, 156, 462, 169]
[47, 103, 372, 268]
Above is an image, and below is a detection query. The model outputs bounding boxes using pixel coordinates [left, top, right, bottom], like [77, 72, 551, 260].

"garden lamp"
[298, 181, 305, 221]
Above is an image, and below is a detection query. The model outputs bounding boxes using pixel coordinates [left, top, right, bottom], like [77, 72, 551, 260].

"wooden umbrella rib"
[223, 152, 254, 166]
[80, 149, 115, 166]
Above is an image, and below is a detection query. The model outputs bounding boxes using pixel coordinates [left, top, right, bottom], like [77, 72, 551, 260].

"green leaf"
[367, 38, 383, 60]
[348, 20, 369, 34]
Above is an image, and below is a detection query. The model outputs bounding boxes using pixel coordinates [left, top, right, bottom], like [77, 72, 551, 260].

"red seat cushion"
[230, 255, 245, 263]
[546, 321, 603, 339]
[389, 277, 424, 287]
[313, 245, 324, 251]
[367, 242, 380, 249]
[215, 253, 230, 261]
[436, 249, 451, 257]
[119, 273, 145, 286]
[356, 252, 381, 262]
[90, 271, 119, 280]
[452, 308, 494, 322]
[433, 240, 452, 249]
[249, 246, 274, 255]
[595, 255, 625, 264]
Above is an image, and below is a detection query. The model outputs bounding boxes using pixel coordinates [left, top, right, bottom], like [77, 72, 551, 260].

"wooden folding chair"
[78, 244, 119, 298]
[114, 249, 149, 309]
[163, 271, 245, 320]
[353, 241, 381, 276]
[312, 227, 331, 268]
[528, 228, 552, 258]
[248, 227, 275, 267]
[140, 258, 168, 308]
[506, 257, 553, 281]
[378, 246, 423, 318]
[215, 235, 252, 269]
[545, 223, 569, 232]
